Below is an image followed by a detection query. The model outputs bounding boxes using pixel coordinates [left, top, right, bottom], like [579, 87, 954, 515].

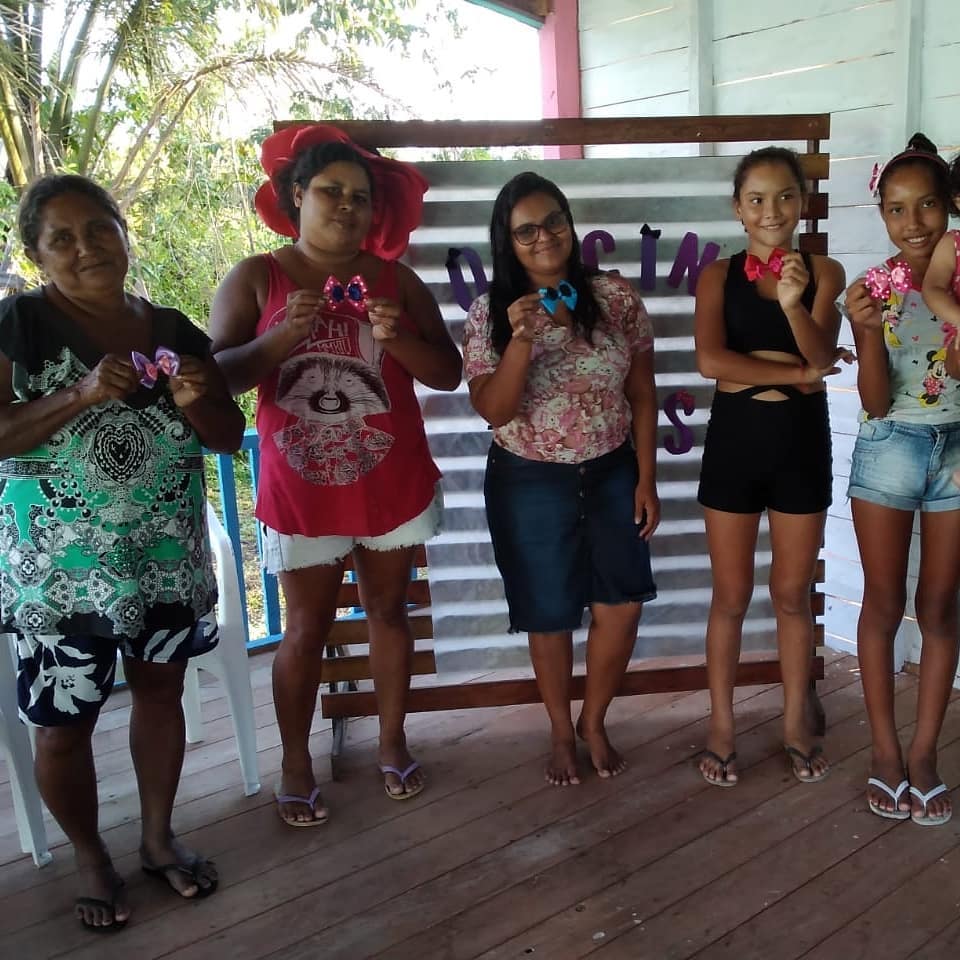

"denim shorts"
[484, 441, 657, 633]
[848, 418, 960, 512]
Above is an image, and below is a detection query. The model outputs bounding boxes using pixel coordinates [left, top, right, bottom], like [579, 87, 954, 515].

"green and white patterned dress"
[0, 289, 218, 639]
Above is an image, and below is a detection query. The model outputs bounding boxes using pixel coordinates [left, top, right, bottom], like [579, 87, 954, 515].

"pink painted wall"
[539, 0, 582, 159]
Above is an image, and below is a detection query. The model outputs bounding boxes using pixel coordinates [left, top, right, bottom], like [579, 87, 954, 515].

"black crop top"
[723, 250, 816, 356]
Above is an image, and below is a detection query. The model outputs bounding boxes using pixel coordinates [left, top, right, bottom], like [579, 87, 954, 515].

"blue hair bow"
[538, 280, 578, 315]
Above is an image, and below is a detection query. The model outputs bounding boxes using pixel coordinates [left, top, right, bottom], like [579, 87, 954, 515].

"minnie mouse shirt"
[843, 260, 960, 423]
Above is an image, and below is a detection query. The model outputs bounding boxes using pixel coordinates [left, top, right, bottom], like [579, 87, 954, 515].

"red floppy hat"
[254, 123, 429, 260]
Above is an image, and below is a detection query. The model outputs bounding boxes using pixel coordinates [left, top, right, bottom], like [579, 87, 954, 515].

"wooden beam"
[688, 0, 715, 157]
[321, 649, 437, 684]
[540, 0, 581, 160]
[326, 612, 434, 646]
[275, 115, 832, 149]
[335, 577, 431, 610]
[464, 0, 548, 26]
[321, 656, 826, 718]
[893, 0, 923, 150]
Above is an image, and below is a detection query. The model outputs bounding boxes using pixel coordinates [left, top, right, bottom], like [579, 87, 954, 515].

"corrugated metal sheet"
[408, 156, 815, 668]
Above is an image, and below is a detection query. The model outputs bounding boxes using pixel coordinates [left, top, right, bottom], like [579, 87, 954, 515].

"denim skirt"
[484, 440, 657, 633]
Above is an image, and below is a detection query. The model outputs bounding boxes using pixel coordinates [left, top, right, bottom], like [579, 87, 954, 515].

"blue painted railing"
[206, 427, 283, 651]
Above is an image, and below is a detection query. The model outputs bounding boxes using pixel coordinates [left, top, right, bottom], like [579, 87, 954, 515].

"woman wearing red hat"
[210, 124, 461, 822]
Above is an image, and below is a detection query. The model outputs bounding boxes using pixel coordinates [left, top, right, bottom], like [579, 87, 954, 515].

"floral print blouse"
[463, 273, 654, 463]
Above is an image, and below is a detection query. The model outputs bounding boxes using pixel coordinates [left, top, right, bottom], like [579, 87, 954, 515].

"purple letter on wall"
[446, 247, 489, 312]
[581, 230, 616, 270]
[663, 390, 696, 455]
[667, 232, 720, 296]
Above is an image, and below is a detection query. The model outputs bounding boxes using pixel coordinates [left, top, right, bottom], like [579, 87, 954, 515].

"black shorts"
[697, 389, 832, 515]
[484, 441, 657, 633]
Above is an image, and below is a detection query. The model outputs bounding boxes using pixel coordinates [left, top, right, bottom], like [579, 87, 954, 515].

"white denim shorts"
[261, 483, 444, 574]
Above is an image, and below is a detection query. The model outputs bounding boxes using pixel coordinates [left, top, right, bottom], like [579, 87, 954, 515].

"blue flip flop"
[379, 760, 425, 800]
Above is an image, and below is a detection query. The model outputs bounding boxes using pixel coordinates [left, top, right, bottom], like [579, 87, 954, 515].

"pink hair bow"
[323, 275, 369, 314]
[868, 161, 884, 199]
[864, 261, 913, 300]
[744, 248, 786, 282]
[131, 346, 180, 388]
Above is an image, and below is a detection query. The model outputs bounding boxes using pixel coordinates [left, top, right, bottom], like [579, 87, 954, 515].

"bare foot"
[866, 753, 910, 817]
[575, 719, 626, 778]
[545, 738, 580, 786]
[379, 736, 425, 798]
[74, 858, 130, 930]
[140, 835, 218, 898]
[275, 766, 328, 825]
[907, 752, 952, 823]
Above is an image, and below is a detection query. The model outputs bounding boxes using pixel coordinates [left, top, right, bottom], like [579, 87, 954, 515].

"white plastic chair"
[0, 635, 52, 867]
[180, 504, 261, 797]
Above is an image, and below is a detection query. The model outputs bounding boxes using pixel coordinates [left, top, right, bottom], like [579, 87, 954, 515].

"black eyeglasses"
[512, 209, 569, 246]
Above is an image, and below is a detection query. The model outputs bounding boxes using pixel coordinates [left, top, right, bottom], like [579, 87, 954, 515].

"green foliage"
[0, 0, 466, 429]
[0, 1, 431, 196]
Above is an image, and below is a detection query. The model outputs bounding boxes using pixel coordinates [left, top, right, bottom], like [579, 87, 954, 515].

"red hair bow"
[254, 123, 429, 260]
[744, 248, 786, 282]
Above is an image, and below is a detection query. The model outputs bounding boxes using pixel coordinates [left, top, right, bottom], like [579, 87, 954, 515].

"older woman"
[463, 172, 660, 786]
[0, 174, 245, 930]
[210, 124, 460, 822]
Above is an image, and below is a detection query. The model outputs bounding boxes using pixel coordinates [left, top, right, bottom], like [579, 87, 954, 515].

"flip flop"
[699, 749, 738, 788]
[141, 855, 218, 899]
[379, 760, 425, 801]
[910, 783, 952, 826]
[867, 777, 911, 820]
[274, 784, 329, 827]
[785, 744, 829, 784]
[75, 877, 128, 933]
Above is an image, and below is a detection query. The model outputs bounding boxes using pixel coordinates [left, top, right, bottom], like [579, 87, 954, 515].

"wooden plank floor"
[2, 650, 959, 959]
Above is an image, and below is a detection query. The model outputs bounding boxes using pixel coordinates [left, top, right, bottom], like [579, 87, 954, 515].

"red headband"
[254, 123, 429, 260]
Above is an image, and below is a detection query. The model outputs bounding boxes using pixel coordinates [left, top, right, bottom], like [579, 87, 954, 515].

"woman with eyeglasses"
[463, 172, 660, 786]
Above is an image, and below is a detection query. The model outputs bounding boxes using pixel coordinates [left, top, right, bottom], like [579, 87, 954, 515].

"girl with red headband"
[694, 147, 846, 789]
[210, 124, 461, 822]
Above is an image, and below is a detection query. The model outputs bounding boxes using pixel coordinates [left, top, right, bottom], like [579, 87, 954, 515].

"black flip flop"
[785, 744, 829, 783]
[700, 749, 738, 787]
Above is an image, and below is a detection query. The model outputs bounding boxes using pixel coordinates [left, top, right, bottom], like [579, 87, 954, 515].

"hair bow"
[539, 280, 578, 315]
[323, 274, 369, 313]
[868, 161, 884, 199]
[131, 346, 180, 389]
[864, 261, 913, 300]
[744, 249, 786, 282]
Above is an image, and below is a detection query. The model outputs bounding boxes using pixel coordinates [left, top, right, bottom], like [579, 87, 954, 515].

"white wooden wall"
[578, 0, 960, 670]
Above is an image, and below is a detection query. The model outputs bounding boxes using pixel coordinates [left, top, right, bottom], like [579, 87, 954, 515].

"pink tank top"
[952, 230, 960, 300]
[254, 254, 440, 537]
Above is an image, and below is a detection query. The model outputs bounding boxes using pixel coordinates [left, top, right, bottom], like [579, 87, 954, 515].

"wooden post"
[540, 0, 583, 159]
